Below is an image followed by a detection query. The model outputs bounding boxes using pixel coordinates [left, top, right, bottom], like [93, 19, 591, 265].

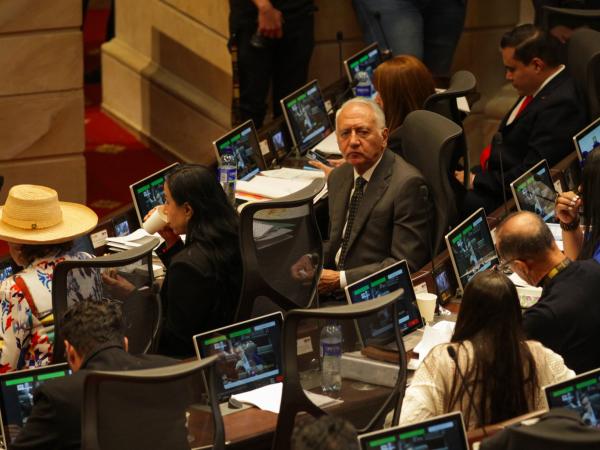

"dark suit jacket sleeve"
[522, 302, 561, 352]
[473, 96, 583, 195]
[344, 176, 431, 283]
[9, 389, 60, 450]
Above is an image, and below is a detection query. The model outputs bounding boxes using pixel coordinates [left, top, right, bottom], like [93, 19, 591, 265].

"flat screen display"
[213, 120, 264, 181]
[510, 159, 557, 223]
[545, 368, 600, 428]
[574, 116, 600, 162]
[129, 163, 179, 226]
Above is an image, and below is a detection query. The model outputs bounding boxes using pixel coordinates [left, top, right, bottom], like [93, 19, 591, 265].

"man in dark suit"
[456, 24, 587, 215]
[317, 98, 431, 294]
[10, 300, 176, 450]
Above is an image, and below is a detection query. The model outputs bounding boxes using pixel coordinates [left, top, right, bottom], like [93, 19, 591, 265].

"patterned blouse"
[0, 250, 102, 372]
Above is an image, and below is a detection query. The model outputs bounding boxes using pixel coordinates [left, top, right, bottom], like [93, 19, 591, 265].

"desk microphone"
[336, 31, 344, 80]
[494, 132, 509, 219]
[420, 184, 440, 310]
[373, 11, 393, 61]
[333, 79, 358, 111]
[446, 346, 488, 435]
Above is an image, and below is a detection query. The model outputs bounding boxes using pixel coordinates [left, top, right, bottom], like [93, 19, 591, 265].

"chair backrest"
[51, 238, 161, 362]
[81, 356, 225, 450]
[424, 70, 477, 126]
[401, 110, 463, 256]
[568, 27, 600, 120]
[235, 178, 325, 321]
[272, 290, 407, 450]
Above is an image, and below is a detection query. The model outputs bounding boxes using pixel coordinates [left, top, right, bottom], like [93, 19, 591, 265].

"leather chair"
[401, 110, 463, 256]
[52, 237, 162, 362]
[235, 178, 325, 321]
[81, 356, 224, 450]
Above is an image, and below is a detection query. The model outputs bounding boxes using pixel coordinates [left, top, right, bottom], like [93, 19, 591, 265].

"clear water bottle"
[354, 65, 373, 98]
[218, 150, 237, 204]
[320, 322, 342, 394]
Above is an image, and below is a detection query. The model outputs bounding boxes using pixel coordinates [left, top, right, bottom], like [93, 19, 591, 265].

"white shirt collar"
[533, 65, 565, 98]
[353, 152, 384, 184]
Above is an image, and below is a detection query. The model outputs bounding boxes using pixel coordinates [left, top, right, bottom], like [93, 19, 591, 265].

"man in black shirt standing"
[496, 211, 600, 374]
[229, 0, 315, 128]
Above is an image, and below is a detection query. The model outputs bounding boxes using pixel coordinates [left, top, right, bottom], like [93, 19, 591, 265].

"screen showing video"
[215, 121, 262, 181]
[448, 209, 498, 289]
[513, 160, 556, 223]
[198, 314, 283, 401]
[360, 413, 467, 450]
[131, 164, 179, 225]
[113, 218, 131, 237]
[346, 261, 422, 345]
[547, 369, 600, 428]
[283, 81, 332, 154]
[576, 118, 600, 162]
[0, 364, 71, 443]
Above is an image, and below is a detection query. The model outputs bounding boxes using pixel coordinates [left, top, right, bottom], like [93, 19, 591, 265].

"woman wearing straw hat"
[0, 185, 101, 372]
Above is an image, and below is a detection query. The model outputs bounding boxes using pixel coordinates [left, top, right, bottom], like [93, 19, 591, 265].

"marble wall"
[103, 0, 526, 166]
[0, 0, 85, 203]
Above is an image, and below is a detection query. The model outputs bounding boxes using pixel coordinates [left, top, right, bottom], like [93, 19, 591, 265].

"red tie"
[480, 96, 534, 170]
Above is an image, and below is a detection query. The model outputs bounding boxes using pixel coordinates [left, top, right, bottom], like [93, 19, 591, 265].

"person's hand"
[550, 25, 574, 44]
[102, 269, 136, 297]
[555, 191, 581, 225]
[256, 1, 283, 39]
[454, 170, 475, 188]
[318, 269, 340, 294]
[308, 158, 344, 178]
[291, 254, 316, 281]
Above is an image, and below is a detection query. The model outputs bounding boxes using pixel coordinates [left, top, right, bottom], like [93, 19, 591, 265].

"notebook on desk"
[193, 312, 284, 404]
[0, 363, 72, 449]
[510, 159, 557, 224]
[345, 260, 424, 352]
[129, 162, 179, 227]
[544, 367, 600, 428]
[357, 411, 469, 450]
[573, 116, 600, 163]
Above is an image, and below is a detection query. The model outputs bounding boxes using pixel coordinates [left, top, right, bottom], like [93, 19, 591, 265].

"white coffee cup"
[416, 292, 437, 324]
[143, 206, 168, 234]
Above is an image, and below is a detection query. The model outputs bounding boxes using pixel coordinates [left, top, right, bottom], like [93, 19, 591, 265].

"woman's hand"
[143, 205, 179, 247]
[555, 191, 582, 225]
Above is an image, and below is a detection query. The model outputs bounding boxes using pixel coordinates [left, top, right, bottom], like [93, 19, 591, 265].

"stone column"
[0, 0, 86, 203]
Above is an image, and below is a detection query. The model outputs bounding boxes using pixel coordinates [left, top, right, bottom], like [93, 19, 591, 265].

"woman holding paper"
[394, 270, 574, 430]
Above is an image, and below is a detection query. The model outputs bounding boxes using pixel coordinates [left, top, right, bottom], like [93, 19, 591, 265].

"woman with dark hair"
[153, 164, 242, 358]
[555, 147, 600, 262]
[372, 55, 436, 156]
[397, 271, 573, 429]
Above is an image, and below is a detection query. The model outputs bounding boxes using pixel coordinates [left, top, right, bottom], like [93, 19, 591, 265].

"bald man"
[496, 211, 600, 373]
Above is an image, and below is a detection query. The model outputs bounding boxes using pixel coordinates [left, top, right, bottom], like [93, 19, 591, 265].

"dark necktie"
[338, 177, 366, 270]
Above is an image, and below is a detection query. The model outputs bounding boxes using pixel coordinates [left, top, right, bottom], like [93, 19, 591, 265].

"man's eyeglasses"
[493, 258, 517, 275]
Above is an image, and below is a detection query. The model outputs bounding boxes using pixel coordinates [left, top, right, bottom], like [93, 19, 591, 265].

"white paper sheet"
[413, 321, 455, 363]
[313, 132, 341, 155]
[236, 176, 312, 198]
[261, 168, 325, 180]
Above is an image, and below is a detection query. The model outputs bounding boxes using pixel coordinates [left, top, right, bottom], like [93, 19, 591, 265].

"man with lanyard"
[496, 211, 600, 374]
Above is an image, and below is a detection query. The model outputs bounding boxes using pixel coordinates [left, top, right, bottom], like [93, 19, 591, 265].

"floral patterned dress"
[0, 250, 102, 372]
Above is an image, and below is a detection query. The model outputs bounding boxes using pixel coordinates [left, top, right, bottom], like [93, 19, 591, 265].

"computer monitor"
[545, 367, 600, 428]
[129, 162, 179, 227]
[267, 124, 292, 161]
[213, 119, 266, 181]
[344, 43, 381, 86]
[510, 159, 557, 223]
[281, 80, 334, 155]
[445, 208, 499, 291]
[0, 256, 16, 284]
[112, 215, 131, 237]
[194, 312, 284, 402]
[345, 260, 423, 347]
[0, 363, 72, 446]
[573, 116, 600, 162]
[357, 412, 468, 450]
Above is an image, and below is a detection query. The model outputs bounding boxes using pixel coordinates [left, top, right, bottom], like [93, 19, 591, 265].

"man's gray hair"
[335, 97, 386, 130]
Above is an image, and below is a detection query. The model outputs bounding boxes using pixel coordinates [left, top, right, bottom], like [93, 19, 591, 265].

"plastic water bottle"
[218, 150, 237, 204]
[320, 322, 342, 394]
[354, 66, 373, 98]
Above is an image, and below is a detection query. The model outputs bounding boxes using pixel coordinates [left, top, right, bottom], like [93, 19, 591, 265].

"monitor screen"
[269, 126, 291, 160]
[281, 80, 333, 155]
[0, 258, 15, 283]
[213, 120, 264, 181]
[195, 313, 283, 401]
[112, 216, 131, 237]
[545, 368, 600, 428]
[358, 412, 468, 450]
[129, 163, 179, 226]
[0, 364, 72, 444]
[345, 260, 423, 346]
[574, 116, 600, 162]
[446, 208, 499, 291]
[344, 43, 381, 94]
[511, 159, 557, 223]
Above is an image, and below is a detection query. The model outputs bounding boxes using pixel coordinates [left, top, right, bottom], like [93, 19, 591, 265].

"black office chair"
[401, 110, 463, 256]
[568, 27, 600, 120]
[272, 291, 407, 450]
[235, 178, 326, 321]
[81, 356, 225, 450]
[51, 238, 162, 362]
[542, 5, 600, 34]
[424, 70, 477, 187]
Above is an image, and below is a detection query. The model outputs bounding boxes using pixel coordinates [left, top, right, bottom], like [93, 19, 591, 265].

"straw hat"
[0, 185, 98, 245]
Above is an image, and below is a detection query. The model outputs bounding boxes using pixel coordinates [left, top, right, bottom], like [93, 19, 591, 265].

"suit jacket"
[324, 149, 431, 284]
[474, 69, 587, 199]
[9, 345, 176, 450]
